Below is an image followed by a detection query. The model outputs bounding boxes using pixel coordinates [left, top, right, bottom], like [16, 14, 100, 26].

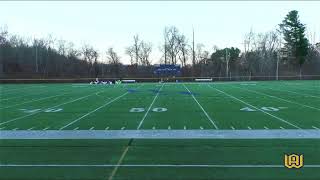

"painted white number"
[20, 108, 63, 113]
[240, 107, 256, 112]
[152, 107, 167, 112]
[44, 108, 63, 113]
[240, 106, 282, 112]
[129, 107, 168, 113]
[261, 107, 279, 111]
[129, 108, 145, 112]
[20, 109, 41, 113]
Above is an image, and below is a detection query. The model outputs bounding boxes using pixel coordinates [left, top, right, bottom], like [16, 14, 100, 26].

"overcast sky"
[0, 1, 319, 64]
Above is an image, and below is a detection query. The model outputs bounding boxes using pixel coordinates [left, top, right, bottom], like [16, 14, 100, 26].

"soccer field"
[1, 80, 320, 180]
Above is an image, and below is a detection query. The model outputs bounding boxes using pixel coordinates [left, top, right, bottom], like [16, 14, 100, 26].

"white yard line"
[267, 87, 320, 99]
[105, 127, 109, 130]
[0, 90, 105, 126]
[108, 147, 130, 180]
[183, 84, 218, 129]
[264, 126, 269, 130]
[108, 84, 159, 180]
[209, 85, 301, 129]
[43, 127, 50, 130]
[27, 127, 35, 130]
[74, 127, 79, 130]
[121, 127, 125, 130]
[237, 86, 320, 111]
[0, 93, 68, 110]
[1, 163, 320, 168]
[231, 126, 235, 130]
[89, 127, 94, 130]
[59, 92, 129, 130]
[280, 126, 285, 129]
[247, 126, 252, 130]
[136, 83, 164, 130]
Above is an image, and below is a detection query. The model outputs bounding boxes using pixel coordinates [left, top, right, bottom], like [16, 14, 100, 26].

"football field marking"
[43, 127, 50, 130]
[264, 126, 269, 129]
[231, 126, 235, 130]
[74, 127, 79, 130]
[247, 126, 252, 130]
[280, 126, 285, 129]
[312, 126, 319, 130]
[107, 146, 130, 180]
[0, 89, 106, 126]
[59, 92, 129, 130]
[236, 86, 320, 111]
[108, 84, 163, 180]
[267, 87, 320, 99]
[209, 85, 301, 129]
[27, 127, 35, 130]
[136, 83, 164, 130]
[105, 127, 109, 130]
[89, 127, 94, 130]
[2, 163, 320, 168]
[183, 84, 219, 129]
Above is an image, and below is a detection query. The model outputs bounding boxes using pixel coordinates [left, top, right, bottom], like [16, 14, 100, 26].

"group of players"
[90, 78, 121, 85]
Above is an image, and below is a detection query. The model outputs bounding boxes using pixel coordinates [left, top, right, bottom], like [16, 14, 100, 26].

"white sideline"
[183, 84, 219, 129]
[1, 164, 320, 168]
[2, 130, 320, 139]
[208, 85, 301, 129]
[236, 86, 320, 111]
[136, 83, 164, 130]
[0, 89, 106, 126]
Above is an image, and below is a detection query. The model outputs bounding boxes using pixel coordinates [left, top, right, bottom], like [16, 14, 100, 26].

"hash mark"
[121, 127, 125, 130]
[43, 127, 50, 130]
[280, 126, 285, 129]
[74, 127, 79, 130]
[105, 127, 109, 130]
[89, 127, 94, 130]
[264, 126, 269, 129]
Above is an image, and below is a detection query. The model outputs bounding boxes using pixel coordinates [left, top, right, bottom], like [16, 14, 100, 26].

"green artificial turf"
[1, 80, 320, 179]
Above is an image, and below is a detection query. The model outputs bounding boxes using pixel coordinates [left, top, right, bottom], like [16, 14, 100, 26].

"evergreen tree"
[279, 10, 309, 77]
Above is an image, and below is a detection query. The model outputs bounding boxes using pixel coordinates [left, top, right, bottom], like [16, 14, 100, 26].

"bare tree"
[139, 41, 152, 66]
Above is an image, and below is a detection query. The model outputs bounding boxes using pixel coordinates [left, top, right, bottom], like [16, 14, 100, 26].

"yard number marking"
[129, 107, 167, 113]
[20, 108, 63, 113]
[240, 107, 286, 112]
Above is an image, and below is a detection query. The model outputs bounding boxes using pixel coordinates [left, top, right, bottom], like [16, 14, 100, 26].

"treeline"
[0, 10, 320, 79]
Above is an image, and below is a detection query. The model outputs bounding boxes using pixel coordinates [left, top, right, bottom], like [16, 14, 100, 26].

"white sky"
[0, 1, 319, 64]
